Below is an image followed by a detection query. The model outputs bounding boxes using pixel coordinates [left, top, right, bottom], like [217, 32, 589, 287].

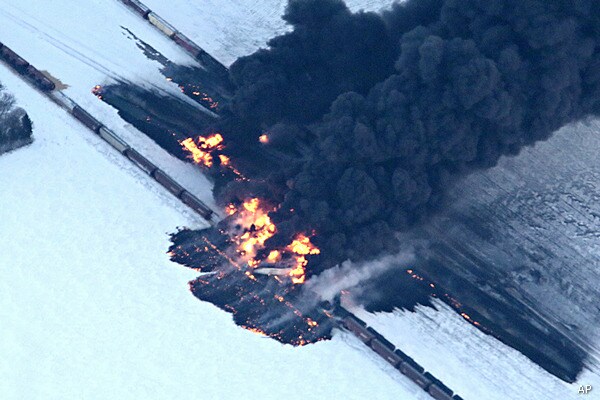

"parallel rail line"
[117, 0, 229, 79]
[0, 42, 217, 225]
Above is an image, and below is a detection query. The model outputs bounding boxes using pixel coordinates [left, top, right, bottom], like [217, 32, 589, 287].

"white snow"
[350, 299, 600, 400]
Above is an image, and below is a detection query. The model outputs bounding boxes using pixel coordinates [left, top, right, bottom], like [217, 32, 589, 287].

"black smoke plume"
[209, 0, 600, 276]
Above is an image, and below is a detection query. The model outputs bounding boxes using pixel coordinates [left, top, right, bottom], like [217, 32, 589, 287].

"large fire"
[227, 198, 319, 285]
[173, 133, 329, 345]
[287, 234, 321, 284]
[180, 133, 224, 167]
[180, 133, 246, 180]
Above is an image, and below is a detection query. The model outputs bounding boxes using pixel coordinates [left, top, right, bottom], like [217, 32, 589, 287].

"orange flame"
[259, 134, 269, 144]
[225, 199, 320, 284]
[286, 234, 320, 284]
[180, 133, 224, 167]
[225, 197, 321, 284]
[219, 154, 230, 166]
[232, 198, 277, 265]
[92, 85, 103, 100]
[267, 250, 281, 263]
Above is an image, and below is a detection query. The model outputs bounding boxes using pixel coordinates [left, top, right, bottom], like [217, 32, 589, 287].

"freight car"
[98, 126, 130, 154]
[72, 106, 102, 132]
[180, 190, 214, 220]
[370, 339, 403, 367]
[393, 348, 411, 363]
[428, 383, 454, 400]
[399, 362, 432, 389]
[172, 33, 202, 59]
[342, 316, 375, 344]
[153, 169, 184, 197]
[26, 66, 55, 92]
[148, 12, 176, 38]
[49, 91, 77, 112]
[121, 0, 151, 18]
[125, 148, 158, 175]
[0, 45, 29, 71]
[425, 374, 453, 395]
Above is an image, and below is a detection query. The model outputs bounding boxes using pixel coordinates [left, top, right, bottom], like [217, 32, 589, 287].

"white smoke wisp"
[305, 249, 416, 303]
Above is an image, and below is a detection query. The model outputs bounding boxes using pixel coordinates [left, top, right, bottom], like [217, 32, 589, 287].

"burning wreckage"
[168, 1, 600, 372]
[169, 134, 332, 345]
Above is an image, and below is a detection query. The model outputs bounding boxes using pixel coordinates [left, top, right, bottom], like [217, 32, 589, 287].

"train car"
[196, 51, 229, 77]
[0, 45, 29, 71]
[25, 66, 55, 91]
[180, 190, 214, 220]
[398, 352, 423, 372]
[148, 12, 176, 38]
[399, 362, 432, 389]
[153, 169, 184, 197]
[98, 126, 130, 154]
[370, 339, 403, 367]
[72, 106, 102, 133]
[172, 33, 202, 58]
[123, 0, 151, 18]
[48, 91, 77, 112]
[342, 316, 375, 344]
[425, 374, 452, 395]
[371, 332, 395, 350]
[125, 149, 158, 175]
[393, 348, 411, 363]
[428, 383, 454, 400]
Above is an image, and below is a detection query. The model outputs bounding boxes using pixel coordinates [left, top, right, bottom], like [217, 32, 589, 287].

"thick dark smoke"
[215, 0, 600, 274]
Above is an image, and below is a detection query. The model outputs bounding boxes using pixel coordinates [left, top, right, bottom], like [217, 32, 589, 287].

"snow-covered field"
[352, 300, 600, 400]
[2, 0, 600, 399]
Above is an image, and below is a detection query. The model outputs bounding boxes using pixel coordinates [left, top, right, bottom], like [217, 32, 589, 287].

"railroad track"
[0, 42, 217, 225]
[331, 305, 465, 400]
[116, 0, 229, 79]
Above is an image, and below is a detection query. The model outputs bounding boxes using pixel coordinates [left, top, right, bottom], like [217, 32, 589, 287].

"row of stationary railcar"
[0, 42, 56, 92]
[342, 315, 464, 400]
[2, 34, 215, 224]
[118, 0, 229, 77]
[45, 90, 215, 222]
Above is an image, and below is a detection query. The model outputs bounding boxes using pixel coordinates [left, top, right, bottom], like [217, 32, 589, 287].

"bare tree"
[0, 82, 32, 153]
